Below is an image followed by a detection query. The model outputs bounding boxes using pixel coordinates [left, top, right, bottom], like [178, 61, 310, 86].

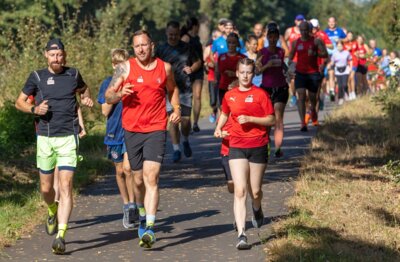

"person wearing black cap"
[15, 38, 93, 254]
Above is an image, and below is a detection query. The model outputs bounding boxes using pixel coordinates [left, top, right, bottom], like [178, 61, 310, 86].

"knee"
[40, 181, 53, 194]
[122, 166, 132, 177]
[59, 179, 73, 196]
[234, 187, 246, 199]
[251, 189, 263, 200]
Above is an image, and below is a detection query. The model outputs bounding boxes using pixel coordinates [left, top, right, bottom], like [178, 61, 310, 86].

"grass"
[264, 92, 400, 261]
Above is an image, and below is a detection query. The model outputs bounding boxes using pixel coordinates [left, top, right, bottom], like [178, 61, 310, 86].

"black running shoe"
[251, 206, 264, 228]
[182, 141, 192, 157]
[45, 212, 58, 235]
[172, 150, 181, 163]
[300, 125, 308, 132]
[275, 148, 283, 158]
[236, 234, 251, 250]
[192, 123, 200, 132]
[52, 237, 66, 254]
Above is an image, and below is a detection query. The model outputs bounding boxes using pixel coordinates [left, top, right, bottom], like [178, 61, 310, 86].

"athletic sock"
[123, 203, 130, 210]
[57, 224, 68, 239]
[172, 144, 180, 151]
[182, 136, 189, 142]
[146, 215, 155, 227]
[128, 202, 136, 209]
[48, 202, 58, 217]
[137, 203, 146, 217]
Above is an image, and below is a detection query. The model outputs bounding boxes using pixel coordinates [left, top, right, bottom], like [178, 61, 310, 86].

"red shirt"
[221, 86, 274, 148]
[122, 58, 168, 133]
[288, 27, 301, 63]
[344, 41, 358, 67]
[294, 37, 319, 74]
[207, 46, 218, 82]
[354, 44, 367, 66]
[314, 30, 331, 67]
[218, 53, 246, 90]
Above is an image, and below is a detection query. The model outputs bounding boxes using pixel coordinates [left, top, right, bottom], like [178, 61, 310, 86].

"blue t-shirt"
[244, 52, 262, 87]
[97, 76, 125, 146]
[324, 27, 346, 54]
[211, 36, 246, 55]
[373, 47, 382, 57]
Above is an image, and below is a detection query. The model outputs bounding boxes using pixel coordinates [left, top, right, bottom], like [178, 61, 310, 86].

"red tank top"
[295, 37, 319, 74]
[288, 27, 301, 63]
[355, 44, 367, 66]
[122, 58, 168, 133]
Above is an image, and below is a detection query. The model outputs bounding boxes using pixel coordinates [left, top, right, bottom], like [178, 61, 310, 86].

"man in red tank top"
[105, 30, 181, 249]
[289, 21, 328, 132]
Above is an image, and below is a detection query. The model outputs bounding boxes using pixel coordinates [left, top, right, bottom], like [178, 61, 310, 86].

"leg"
[115, 162, 129, 204]
[248, 162, 266, 210]
[57, 170, 74, 225]
[132, 169, 145, 205]
[180, 105, 193, 158]
[296, 88, 307, 127]
[122, 153, 135, 203]
[53, 167, 60, 202]
[40, 172, 56, 205]
[142, 161, 161, 220]
[192, 79, 203, 127]
[273, 103, 286, 150]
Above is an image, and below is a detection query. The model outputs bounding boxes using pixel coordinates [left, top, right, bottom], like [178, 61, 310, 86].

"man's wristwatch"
[31, 106, 35, 114]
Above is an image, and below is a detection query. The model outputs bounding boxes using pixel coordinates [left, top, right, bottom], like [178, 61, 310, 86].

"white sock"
[173, 144, 180, 151]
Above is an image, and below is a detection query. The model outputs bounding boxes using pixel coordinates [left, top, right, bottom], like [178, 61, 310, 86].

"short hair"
[224, 20, 234, 27]
[111, 49, 129, 64]
[227, 32, 239, 44]
[237, 57, 255, 73]
[167, 20, 180, 29]
[132, 30, 153, 42]
[247, 34, 258, 42]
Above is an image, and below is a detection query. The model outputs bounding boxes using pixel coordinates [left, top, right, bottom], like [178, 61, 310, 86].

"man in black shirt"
[15, 38, 93, 254]
[156, 21, 202, 163]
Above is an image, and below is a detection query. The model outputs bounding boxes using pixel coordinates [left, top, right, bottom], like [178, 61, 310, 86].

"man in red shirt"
[289, 21, 328, 132]
[105, 30, 180, 249]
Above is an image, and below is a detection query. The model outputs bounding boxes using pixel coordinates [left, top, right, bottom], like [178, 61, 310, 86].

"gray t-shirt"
[331, 50, 352, 75]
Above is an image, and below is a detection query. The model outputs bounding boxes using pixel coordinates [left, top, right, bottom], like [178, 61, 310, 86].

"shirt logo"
[137, 76, 144, 83]
[47, 77, 55, 85]
[245, 95, 254, 103]
[229, 96, 236, 102]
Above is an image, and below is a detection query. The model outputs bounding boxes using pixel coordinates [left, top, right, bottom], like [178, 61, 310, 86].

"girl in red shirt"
[354, 35, 371, 95]
[214, 58, 275, 250]
[217, 33, 246, 106]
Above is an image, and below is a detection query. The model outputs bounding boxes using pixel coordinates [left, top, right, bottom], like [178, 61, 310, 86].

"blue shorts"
[107, 143, 127, 163]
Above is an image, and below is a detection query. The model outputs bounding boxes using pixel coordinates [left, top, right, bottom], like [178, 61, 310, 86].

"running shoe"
[304, 111, 311, 126]
[236, 234, 251, 250]
[338, 98, 344, 105]
[52, 237, 66, 255]
[192, 123, 200, 132]
[319, 97, 324, 111]
[300, 125, 308, 132]
[311, 111, 319, 126]
[130, 207, 139, 226]
[329, 90, 335, 102]
[139, 226, 156, 248]
[251, 206, 264, 228]
[172, 150, 181, 163]
[122, 207, 134, 229]
[274, 148, 283, 158]
[209, 113, 216, 123]
[138, 219, 146, 240]
[182, 141, 192, 157]
[289, 95, 297, 107]
[45, 211, 58, 236]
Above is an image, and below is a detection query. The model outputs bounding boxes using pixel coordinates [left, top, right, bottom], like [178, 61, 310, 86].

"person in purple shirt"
[256, 23, 288, 158]
[330, 40, 352, 105]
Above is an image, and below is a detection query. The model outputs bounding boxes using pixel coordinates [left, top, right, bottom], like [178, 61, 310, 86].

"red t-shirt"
[218, 53, 246, 90]
[207, 46, 218, 82]
[288, 27, 301, 63]
[314, 30, 331, 67]
[354, 44, 367, 66]
[294, 37, 319, 74]
[221, 86, 274, 148]
[344, 41, 358, 67]
[122, 58, 168, 133]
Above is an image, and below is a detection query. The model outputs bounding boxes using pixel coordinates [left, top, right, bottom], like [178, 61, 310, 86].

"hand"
[79, 127, 87, 138]
[183, 66, 192, 74]
[35, 100, 49, 115]
[221, 130, 230, 138]
[225, 70, 236, 77]
[214, 128, 223, 138]
[120, 83, 134, 96]
[237, 115, 251, 124]
[81, 97, 93, 107]
[169, 110, 181, 124]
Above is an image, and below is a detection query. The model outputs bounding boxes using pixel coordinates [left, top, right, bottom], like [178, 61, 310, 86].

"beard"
[50, 62, 63, 72]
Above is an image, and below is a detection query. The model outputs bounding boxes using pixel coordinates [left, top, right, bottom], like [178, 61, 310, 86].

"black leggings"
[336, 74, 349, 99]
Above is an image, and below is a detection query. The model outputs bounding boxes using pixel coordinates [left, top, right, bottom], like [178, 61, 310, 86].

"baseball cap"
[45, 38, 64, 51]
[295, 14, 305, 21]
[310, 19, 319, 28]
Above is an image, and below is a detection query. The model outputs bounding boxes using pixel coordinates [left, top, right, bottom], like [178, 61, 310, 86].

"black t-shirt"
[189, 35, 204, 64]
[22, 67, 86, 137]
[155, 41, 199, 93]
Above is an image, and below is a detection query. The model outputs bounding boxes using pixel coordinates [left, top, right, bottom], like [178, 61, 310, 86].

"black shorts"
[221, 155, 232, 181]
[218, 89, 227, 108]
[294, 72, 321, 93]
[191, 68, 205, 81]
[229, 145, 269, 164]
[208, 81, 218, 108]
[168, 104, 192, 117]
[263, 85, 289, 104]
[124, 130, 166, 171]
[356, 65, 368, 75]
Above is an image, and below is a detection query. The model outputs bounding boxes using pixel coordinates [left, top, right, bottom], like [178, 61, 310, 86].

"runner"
[253, 23, 264, 51]
[15, 38, 93, 254]
[217, 32, 246, 106]
[263, 21, 290, 56]
[257, 23, 289, 158]
[289, 21, 328, 131]
[329, 40, 352, 105]
[214, 57, 275, 250]
[211, 19, 235, 58]
[284, 14, 304, 107]
[104, 30, 181, 249]
[156, 20, 202, 163]
[245, 34, 262, 87]
[344, 31, 358, 100]
[354, 35, 371, 95]
[97, 48, 137, 229]
[367, 39, 382, 93]
[181, 17, 204, 133]
[204, 29, 222, 123]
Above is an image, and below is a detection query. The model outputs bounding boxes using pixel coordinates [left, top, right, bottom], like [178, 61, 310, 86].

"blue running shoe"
[138, 217, 146, 240]
[289, 95, 297, 107]
[172, 150, 181, 163]
[139, 226, 156, 248]
[209, 113, 216, 123]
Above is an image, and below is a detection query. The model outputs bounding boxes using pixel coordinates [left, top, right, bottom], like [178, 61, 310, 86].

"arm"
[15, 92, 49, 115]
[288, 40, 297, 62]
[181, 34, 190, 43]
[280, 35, 290, 57]
[316, 38, 328, 58]
[101, 103, 114, 117]
[214, 112, 229, 138]
[237, 114, 275, 126]
[77, 104, 87, 138]
[165, 62, 181, 124]
[105, 62, 131, 104]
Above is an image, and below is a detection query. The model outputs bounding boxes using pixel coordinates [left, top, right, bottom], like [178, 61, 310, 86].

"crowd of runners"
[14, 13, 400, 254]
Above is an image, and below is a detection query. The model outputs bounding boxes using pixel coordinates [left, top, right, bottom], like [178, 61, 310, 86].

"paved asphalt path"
[2, 104, 330, 262]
